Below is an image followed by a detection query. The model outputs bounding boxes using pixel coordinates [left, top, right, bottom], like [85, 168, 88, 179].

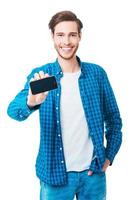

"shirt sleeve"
[7, 71, 40, 121]
[103, 71, 122, 164]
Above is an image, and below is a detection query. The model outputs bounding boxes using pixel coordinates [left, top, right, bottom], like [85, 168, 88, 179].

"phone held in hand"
[30, 76, 58, 95]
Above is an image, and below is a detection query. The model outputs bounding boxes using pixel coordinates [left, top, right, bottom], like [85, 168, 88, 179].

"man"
[7, 11, 122, 200]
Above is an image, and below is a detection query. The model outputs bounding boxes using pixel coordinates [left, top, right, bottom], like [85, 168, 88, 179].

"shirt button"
[56, 107, 58, 110]
[57, 93, 59, 96]
[58, 134, 61, 137]
[60, 147, 62, 150]
[57, 120, 59, 124]
[61, 160, 64, 164]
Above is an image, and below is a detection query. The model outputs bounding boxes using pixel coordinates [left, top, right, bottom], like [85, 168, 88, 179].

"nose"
[63, 36, 70, 45]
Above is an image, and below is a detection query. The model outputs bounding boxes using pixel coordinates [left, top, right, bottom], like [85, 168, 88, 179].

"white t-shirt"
[60, 70, 94, 172]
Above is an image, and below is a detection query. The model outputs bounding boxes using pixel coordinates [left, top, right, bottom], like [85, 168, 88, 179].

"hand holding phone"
[27, 71, 57, 107]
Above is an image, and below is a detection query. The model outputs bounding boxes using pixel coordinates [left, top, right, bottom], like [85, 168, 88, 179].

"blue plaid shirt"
[7, 56, 122, 186]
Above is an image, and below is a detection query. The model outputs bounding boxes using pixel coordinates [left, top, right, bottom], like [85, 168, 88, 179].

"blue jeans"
[40, 170, 106, 200]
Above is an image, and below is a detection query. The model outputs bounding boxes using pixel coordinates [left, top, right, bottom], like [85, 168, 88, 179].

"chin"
[59, 54, 75, 60]
[58, 50, 76, 60]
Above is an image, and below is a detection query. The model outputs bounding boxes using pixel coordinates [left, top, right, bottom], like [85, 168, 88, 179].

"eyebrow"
[56, 32, 78, 35]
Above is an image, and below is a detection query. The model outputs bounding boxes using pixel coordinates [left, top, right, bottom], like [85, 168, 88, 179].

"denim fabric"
[40, 170, 106, 200]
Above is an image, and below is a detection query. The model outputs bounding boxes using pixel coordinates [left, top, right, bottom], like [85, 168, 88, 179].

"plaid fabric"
[7, 56, 122, 186]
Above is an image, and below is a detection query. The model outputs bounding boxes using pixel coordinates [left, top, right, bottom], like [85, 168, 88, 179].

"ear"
[79, 32, 82, 40]
[51, 31, 54, 40]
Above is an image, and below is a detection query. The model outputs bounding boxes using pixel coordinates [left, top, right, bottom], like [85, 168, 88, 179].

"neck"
[58, 55, 80, 73]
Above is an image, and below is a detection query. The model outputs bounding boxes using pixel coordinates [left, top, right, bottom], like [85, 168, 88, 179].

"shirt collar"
[54, 56, 85, 77]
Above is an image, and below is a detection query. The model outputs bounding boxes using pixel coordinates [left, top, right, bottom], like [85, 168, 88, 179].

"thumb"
[29, 78, 35, 95]
[88, 170, 93, 176]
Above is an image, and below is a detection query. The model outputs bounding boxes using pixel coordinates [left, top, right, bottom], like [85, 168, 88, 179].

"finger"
[102, 164, 106, 171]
[88, 170, 93, 176]
[34, 73, 40, 80]
[44, 73, 50, 78]
[44, 91, 49, 96]
[39, 71, 45, 79]
[102, 165, 108, 172]
[102, 167, 106, 172]
[102, 159, 110, 172]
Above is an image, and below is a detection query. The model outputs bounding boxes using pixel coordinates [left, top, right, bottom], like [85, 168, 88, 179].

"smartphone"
[30, 76, 58, 95]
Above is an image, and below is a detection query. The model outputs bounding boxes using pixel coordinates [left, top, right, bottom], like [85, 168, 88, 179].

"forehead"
[54, 21, 78, 33]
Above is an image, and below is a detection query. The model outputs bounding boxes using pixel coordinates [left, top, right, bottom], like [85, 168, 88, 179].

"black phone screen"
[30, 76, 58, 95]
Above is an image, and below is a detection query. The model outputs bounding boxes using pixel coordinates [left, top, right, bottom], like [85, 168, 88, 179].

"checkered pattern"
[7, 56, 122, 186]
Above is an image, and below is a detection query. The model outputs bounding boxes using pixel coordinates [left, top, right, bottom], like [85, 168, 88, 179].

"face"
[52, 21, 81, 60]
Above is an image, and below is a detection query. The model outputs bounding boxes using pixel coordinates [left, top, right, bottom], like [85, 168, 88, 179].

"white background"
[0, 0, 134, 199]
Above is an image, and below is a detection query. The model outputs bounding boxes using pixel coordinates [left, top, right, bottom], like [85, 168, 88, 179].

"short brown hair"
[48, 10, 83, 33]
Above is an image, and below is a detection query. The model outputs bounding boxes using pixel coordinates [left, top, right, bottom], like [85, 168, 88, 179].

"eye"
[70, 33, 78, 37]
[57, 33, 64, 37]
[71, 34, 76, 36]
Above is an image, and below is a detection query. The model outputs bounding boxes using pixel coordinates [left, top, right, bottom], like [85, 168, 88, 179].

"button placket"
[55, 85, 65, 167]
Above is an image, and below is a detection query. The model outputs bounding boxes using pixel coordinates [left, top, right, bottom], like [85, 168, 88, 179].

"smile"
[60, 47, 73, 52]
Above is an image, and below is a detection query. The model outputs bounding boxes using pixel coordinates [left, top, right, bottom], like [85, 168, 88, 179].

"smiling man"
[7, 11, 122, 200]
[53, 21, 80, 61]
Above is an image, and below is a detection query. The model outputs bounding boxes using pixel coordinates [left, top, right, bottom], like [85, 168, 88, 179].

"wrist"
[27, 96, 37, 108]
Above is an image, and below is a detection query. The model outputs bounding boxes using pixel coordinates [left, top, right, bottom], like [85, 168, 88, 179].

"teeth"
[62, 47, 71, 49]
[61, 47, 72, 52]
